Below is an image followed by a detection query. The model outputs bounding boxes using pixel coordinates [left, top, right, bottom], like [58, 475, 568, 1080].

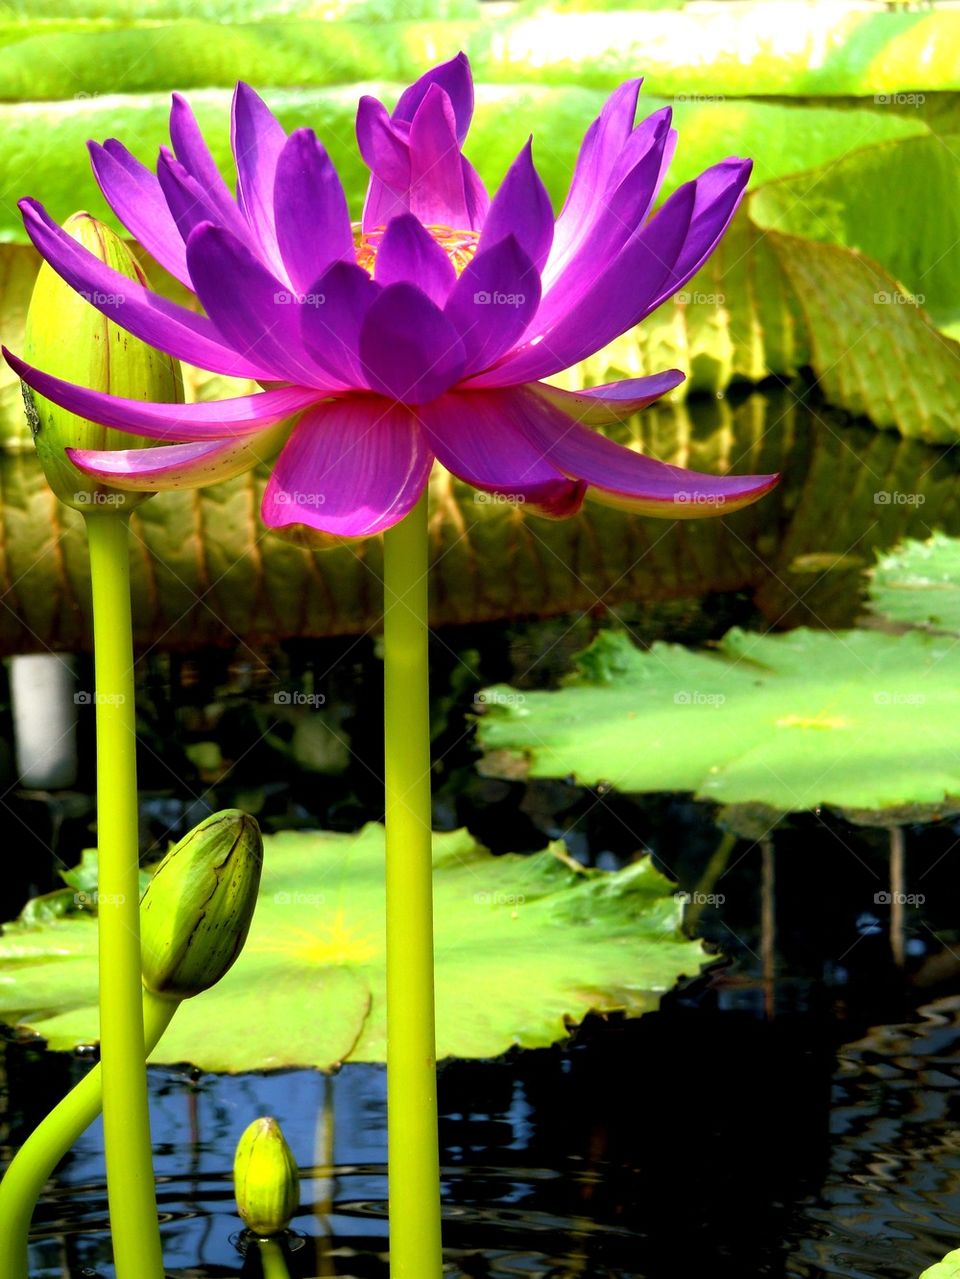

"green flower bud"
[22, 211, 183, 512]
[140, 809, 262, 1000]
[233, 1116, 300, 1236]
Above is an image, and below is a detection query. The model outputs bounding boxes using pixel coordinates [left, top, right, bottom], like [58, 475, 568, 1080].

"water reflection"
[7, 985, 960, 1278]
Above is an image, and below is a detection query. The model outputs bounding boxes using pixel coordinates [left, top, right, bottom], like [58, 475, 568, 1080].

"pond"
[2, 391, 960, 1277]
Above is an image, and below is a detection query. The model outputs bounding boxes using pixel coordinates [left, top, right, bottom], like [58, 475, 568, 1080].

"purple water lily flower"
[5, 54, 778, 540]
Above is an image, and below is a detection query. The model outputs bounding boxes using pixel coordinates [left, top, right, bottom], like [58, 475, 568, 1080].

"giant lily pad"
[869, 533, 960, 637]
[0, 824, 702, 1072]
[476, 628, 960, 820]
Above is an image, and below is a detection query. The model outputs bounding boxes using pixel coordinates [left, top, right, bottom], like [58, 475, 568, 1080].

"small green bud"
[23, 211, 184, 511]
[233, 1116, 300, 1236]
[140, 809, 262, 1000]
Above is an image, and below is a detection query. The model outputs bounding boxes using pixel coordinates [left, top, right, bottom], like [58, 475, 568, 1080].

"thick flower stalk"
[4, 54, 776, 533]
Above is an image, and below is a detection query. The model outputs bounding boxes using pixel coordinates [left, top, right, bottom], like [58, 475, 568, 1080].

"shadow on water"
[2, 387, 960, 1276]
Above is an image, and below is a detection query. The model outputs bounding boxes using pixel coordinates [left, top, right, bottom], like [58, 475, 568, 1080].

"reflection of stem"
[259, 1238, 293, 1279]
[382, 493, 443, 1279]
[0, 990, 176, 1279]
[684, 831, 737, 935]
[761, 839, 776, 1020]
[85, 511, 164, 1279]
[312, 1078, 336, 1277]
[890, 826, 906, 969]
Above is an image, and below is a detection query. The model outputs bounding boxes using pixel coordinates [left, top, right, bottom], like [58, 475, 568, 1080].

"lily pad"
[0, 824, 702, 1072]
[869, 533, 960, 637]
[922, 1249, 960, 1279]
[476, 628, 960, 819]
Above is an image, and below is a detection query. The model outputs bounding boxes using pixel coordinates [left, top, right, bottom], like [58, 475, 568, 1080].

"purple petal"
[298, 260, 379, 390]
[185, 222, 331, 387]
[231, 82, 288, 274]
[262, 398, 434, 538]
[513, 387, 779, 516]
[169, 91, 240, 228]
[157, 147, 247, 247]
[88, 140, 191, 287]
[417, 391, 584, 518]
[3, 348, 320, 440]
[359, 282, 465, 404]
[393, 53, 474, 144]
[274, 129, 354, 292]
[542, 107, 673, 292]
[444, 235, 540, 376]
[467, 181, 698, 387]
[549, 80, 641, 272]
[357, 99, 412, 233]
[374, 214, 456, 306]
[406, 84, 471, 228]
[477, 139, 553, 273]
[70, 421, 293, 491]
[530, 371, 684, 424]
[641, 158, 752, 317]
[19, 198, 274, 380]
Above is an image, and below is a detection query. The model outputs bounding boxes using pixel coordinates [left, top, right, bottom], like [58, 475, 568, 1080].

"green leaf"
[0, 825, 703, 1071]
[922, 1248, 960, 1279]
[476, 628, 960, 820]
[751, 133, 960, 335]
[869, 532, 960, 636]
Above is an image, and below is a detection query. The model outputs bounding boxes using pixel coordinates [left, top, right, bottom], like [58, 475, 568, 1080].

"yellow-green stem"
[382, 493, 442, 1278]
[259, 1238, 293, 1279]
[0, 990, 177, 1279]
[85, 511, 165, 1279]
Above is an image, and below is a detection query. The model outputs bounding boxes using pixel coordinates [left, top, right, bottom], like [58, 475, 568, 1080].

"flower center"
[354, 224, 480, 277]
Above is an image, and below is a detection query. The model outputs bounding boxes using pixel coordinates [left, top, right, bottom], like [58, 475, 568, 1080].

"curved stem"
[382, 493, 442, 1279]
[0, 991, 177, 1279]
[85, 511, 165, 1279]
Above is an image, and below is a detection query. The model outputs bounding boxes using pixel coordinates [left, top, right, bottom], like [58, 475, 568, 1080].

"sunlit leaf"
[869, 533, 960, 636]
[0, 825, 703, 1071]
[476, 628, 960, 819]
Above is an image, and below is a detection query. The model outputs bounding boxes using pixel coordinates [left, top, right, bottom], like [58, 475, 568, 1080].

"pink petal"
[513, 387, 779, 516]
[70, 421, 293, 490]
[262, 398, 434, 538]
[530, 371, 685, 425]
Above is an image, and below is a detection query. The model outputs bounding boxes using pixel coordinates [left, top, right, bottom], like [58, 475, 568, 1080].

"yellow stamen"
[354, 223, 480, 276]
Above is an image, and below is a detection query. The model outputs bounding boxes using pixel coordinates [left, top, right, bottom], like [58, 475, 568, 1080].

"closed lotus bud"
[22, 211, 183, 511]
[233, 1116, 300, 1236]
[140, 809, 262, 1000]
